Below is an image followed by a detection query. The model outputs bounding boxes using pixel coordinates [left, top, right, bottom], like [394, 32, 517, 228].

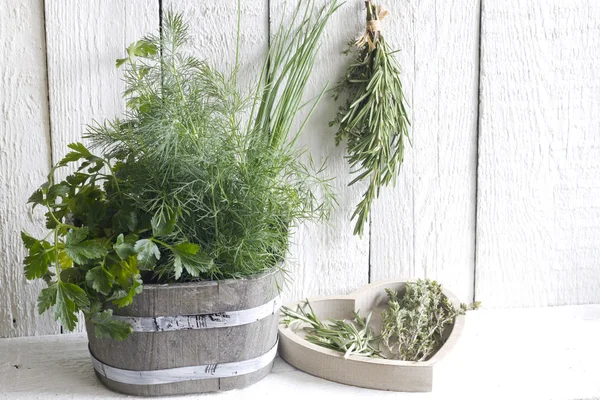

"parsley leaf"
[62, 282, 90, 308]
[151, 209, 176, 236]
[85, 266, 113, 295]
[21, 231, 38, 249]
[46, 184, 70, 203]
[57, 250, 73, 269]
[113, 233, 137, 260]
[54, 282, 88, 331]
[134, 239, 160, 270]
[111, 274, 143, 308]
[172, 242, 213, 279]
[27, 189, 44, 208]
[24, 240, 54, 280]
[112, 208, 139, 232]
[126, 40, 158, 58]
[108, 256, 139, 288]
[65, 227, 88, 246]
[90, 309, 132, 341]
[37, 284, 58, 314]
[64, 227, 107, 264]
[58, 142, 93, 167]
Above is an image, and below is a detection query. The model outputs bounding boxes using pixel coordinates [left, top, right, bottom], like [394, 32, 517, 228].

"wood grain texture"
[45, 0, 159, 164]
[43, 0, 159, 332]
[163, 0, 268, 97]
[114, 296, 280, 331]
[369, 0, 480, 303]
[270, 1, 371, 304]
[476, 0, 600, 307]
[0, 0, 58, 337]
[87, 270, 279, 395]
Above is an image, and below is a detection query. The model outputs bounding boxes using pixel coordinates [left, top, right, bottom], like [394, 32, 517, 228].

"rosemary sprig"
[281, 301, 381, 359]
[330, 0, 410, 236]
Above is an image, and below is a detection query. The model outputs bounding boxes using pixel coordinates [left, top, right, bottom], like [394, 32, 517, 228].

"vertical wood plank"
[44, 0, 159, 332]
[476, 0, 600, 307]
[0, 0, 58, 337]
[270, 1, 371, 302]
[45, 0, 159, 163]
[370, 0, 480, 303]
[164, 0, 268, 95]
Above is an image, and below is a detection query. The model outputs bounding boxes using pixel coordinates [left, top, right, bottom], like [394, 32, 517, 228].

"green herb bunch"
[281, 280, 478, 361]
[282, 302, 381, 359]
[381, 280, 479, 361]
[21, 2, 339, 339]
[330, 0, 410, 236]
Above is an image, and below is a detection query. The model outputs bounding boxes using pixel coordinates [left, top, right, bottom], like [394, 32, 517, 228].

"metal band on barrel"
[90, 339, 278, 385]
[112, 295, 281, 332]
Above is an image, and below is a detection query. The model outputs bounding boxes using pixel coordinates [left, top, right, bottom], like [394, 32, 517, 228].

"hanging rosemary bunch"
[330, 0, 410, 236]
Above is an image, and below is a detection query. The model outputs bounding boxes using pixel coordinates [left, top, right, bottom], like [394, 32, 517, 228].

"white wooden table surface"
[1, 306, 600, 400]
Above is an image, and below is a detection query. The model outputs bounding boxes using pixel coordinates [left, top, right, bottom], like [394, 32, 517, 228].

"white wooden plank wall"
[164, 0, 268, 95]
[476, 0, 600, 307]
[0, 0, 57, 337]
[45, 1, 159, 168]
[369, 0, 480, 303]
[270, 1, 371, 303]
[1, 0, 600, 337]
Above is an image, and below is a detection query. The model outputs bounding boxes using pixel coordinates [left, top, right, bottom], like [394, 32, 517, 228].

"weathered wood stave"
[86, 269, 280, 396]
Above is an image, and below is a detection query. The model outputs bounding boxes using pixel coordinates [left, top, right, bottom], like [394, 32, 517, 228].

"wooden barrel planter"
[86, 269, 280, 396]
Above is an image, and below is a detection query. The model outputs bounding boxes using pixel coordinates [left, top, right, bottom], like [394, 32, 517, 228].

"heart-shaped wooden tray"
[278, 280, 466, 392]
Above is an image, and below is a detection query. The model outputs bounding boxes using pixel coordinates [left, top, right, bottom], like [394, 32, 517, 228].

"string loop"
[356, 6, 390, 50]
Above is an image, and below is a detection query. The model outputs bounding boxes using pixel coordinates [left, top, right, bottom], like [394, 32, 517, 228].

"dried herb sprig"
[381, 279, 479, 361]
[281, 280, 480, 362]
[281, 301, 381, 359]
[330, 0, 410, 236]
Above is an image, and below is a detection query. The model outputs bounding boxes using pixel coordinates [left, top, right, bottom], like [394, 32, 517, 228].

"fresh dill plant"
[21, 2, 340, 339]
[330, 0, 410, 236]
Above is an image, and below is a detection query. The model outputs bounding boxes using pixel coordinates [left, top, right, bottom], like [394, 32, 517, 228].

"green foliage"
[21, 3, 338, 340]
[171, 242, 213, 280]
[331, 1, 410, 236]
[133, 239, 160, 270]
[282, 280, 477, 361]
[55, 282, 89, 331]
[282, 301, 381, 359]
[64, 227, 107, 265]
[90, 309, 132, 340]
[23, 238, 54, 280]
[37, 284, 57, 314]
[113, 234, 136, 260]
[85, 266, 113, 295]
[380, 279, 476, 361]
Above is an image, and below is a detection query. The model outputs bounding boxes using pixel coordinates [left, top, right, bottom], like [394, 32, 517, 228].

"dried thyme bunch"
[281, 302, 381, 359]
[330, 0, 410, 236]
[381, 280, 478, 361]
